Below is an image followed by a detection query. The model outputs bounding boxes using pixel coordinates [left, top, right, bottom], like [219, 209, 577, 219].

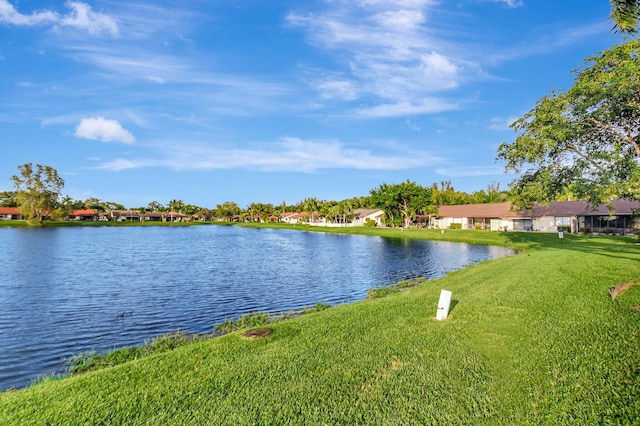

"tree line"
[2, 164, 510, 226]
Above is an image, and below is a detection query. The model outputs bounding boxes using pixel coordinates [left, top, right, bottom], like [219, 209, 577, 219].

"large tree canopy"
[497, 39, 640, 208]
[11, 163, 65, 225]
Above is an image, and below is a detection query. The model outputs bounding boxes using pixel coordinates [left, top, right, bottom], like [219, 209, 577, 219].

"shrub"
[449, 223, 462, 230]
[580, 227, 592, 235]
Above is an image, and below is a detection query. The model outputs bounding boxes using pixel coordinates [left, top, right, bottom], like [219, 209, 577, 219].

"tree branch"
[588, 117, 640, 156]
[565, 142, 607, 172]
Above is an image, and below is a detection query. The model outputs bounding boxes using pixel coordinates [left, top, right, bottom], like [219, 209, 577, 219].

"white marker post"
[436, 289, 452, 321]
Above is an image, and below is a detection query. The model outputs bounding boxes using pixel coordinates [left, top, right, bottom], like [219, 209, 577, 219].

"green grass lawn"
[1, 228, 639, 424]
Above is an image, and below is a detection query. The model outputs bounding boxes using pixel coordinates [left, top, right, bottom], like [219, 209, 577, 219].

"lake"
[0, 225, 513, 390]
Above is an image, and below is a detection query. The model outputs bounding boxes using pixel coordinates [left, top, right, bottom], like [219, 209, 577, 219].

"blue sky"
[0, 0, 624, 208]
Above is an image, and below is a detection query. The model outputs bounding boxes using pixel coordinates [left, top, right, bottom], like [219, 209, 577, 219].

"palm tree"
[610, 0, 639, 33]
[302, 197, 320, 225]
[167, 199, 184, 222]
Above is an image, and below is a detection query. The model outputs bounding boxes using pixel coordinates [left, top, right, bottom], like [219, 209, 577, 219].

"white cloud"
[0, 0, 57, 26]
[59, 2, 119, 36]
[75, 117, 135, 144]
[373, 9, 425, 30]
[0, 1, 118, 36]
[93, 137, 446, 172]
[94, 158, 142, 171]
[356, 99, 458, 117]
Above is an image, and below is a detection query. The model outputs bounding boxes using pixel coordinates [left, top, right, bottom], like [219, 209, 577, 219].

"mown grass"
[1, 228, 639, 424]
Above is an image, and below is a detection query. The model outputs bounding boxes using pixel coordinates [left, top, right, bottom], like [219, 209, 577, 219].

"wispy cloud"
[485, 21, 609, 65]
[484, 0, 524, 7]
[0, 1, 118, 36]
[75, 117, 135, 144]
[487, 116, 518, 131]
[287, 1, 482, 117]
[93, 137, 446, 172]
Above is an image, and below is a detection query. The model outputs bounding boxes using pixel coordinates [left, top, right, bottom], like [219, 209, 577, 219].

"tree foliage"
[11, 163, 64, 225]
[369, 180, 433, 227]
[0, 191, 18, 207]
[497, 39, 640, 208]
[610, 0, 640, 33]
[215, 201, 242, 221]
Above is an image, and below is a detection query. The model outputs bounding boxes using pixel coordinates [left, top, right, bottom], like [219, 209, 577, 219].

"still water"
[0, 225, 513, 390]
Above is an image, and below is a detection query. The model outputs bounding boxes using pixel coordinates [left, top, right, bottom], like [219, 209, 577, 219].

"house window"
[555, 216, 571, 232]
[513, 218, 532, 231]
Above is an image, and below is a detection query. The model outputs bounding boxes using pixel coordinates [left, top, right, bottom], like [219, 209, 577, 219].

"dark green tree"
[369, 180, 432, 227]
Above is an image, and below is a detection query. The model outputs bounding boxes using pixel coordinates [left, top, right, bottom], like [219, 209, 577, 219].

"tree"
[60, 195, 75, 217]
[301, 197, 320, 224]
[246, 202, 275, 223]
[369, 180, 432, 227]
[0, 191, 18, 207]
[168, 199, 185, 213]
[147, 201, 163, 212]
[215, 201, 242, 222]
[497, 39, 640, 208]
[610, 0, 640, 33]
[11, 163, 64, 225]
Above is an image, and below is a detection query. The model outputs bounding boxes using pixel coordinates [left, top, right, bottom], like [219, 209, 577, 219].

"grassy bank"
[1, 228, 639, 424]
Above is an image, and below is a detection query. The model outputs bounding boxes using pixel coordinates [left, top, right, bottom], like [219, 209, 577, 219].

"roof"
[353, 208, 384, 218]
[0, 207, 20, 215]
[437, 202, 519, 219]
[438, 199, 640, 219]
[288, 212, 309, 219]
[71, 209, 98, 216]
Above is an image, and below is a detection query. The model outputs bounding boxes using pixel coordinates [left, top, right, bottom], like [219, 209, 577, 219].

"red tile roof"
[0, 207, 20, 215]
[71, 209, 98, 216]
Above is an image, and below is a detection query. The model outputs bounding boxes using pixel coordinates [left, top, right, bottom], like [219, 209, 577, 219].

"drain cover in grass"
[242, 328, 273, 339]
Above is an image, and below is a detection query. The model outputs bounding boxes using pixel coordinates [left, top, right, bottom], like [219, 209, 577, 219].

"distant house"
[69, 209, 99, 221]
[525, 199, 640, 234]
[435, 199, 640, 234]
[109, 210, 141, 222]
[0, 207, 22, 221]
[352, 209, 385, 226]
[436, 202, 520, 231]
[282, 212, 309, 224]
[140, 211, 164, 222]
[164, 211, 188, 222]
